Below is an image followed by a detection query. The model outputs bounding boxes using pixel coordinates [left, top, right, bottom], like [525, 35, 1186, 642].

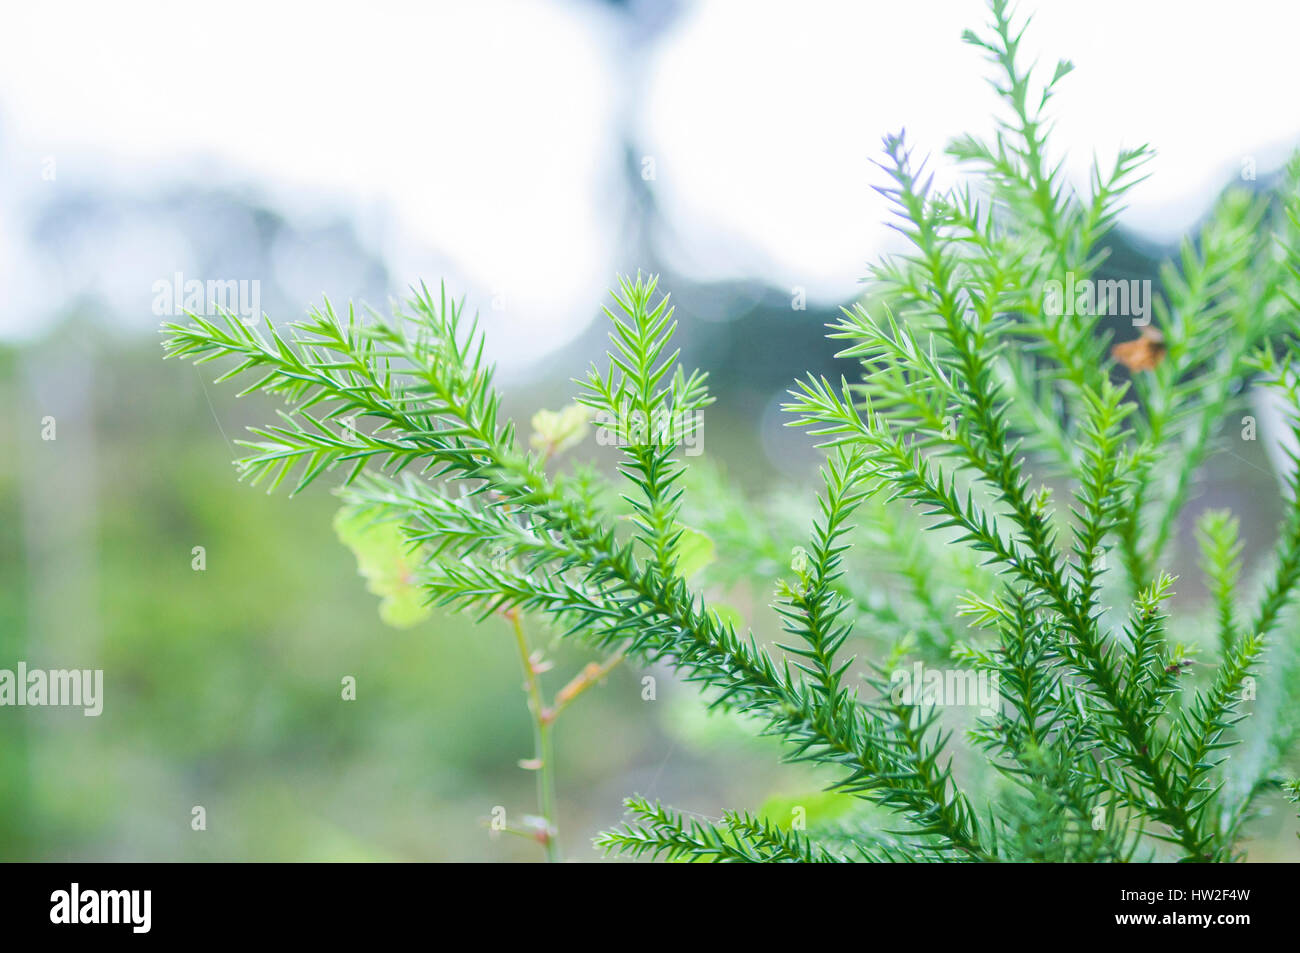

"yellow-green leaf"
[333, 507, 432, 629]
[529, 403, 592, 458]
[674, 526, 716, 579]
[758, 789, 859, 831]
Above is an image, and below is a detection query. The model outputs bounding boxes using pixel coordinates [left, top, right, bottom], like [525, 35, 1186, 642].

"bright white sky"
[2, 0, 1299, 357]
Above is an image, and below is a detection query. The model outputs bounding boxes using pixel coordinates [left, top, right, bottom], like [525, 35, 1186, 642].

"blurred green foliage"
[0, 324, 800, 861]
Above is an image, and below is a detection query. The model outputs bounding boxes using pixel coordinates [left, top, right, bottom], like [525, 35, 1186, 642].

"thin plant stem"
[548, 651, 625, 723]
[508, 610, 560, 862]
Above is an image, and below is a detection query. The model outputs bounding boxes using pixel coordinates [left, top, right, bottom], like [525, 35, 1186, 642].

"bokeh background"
[3, 0, 1300, 861]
